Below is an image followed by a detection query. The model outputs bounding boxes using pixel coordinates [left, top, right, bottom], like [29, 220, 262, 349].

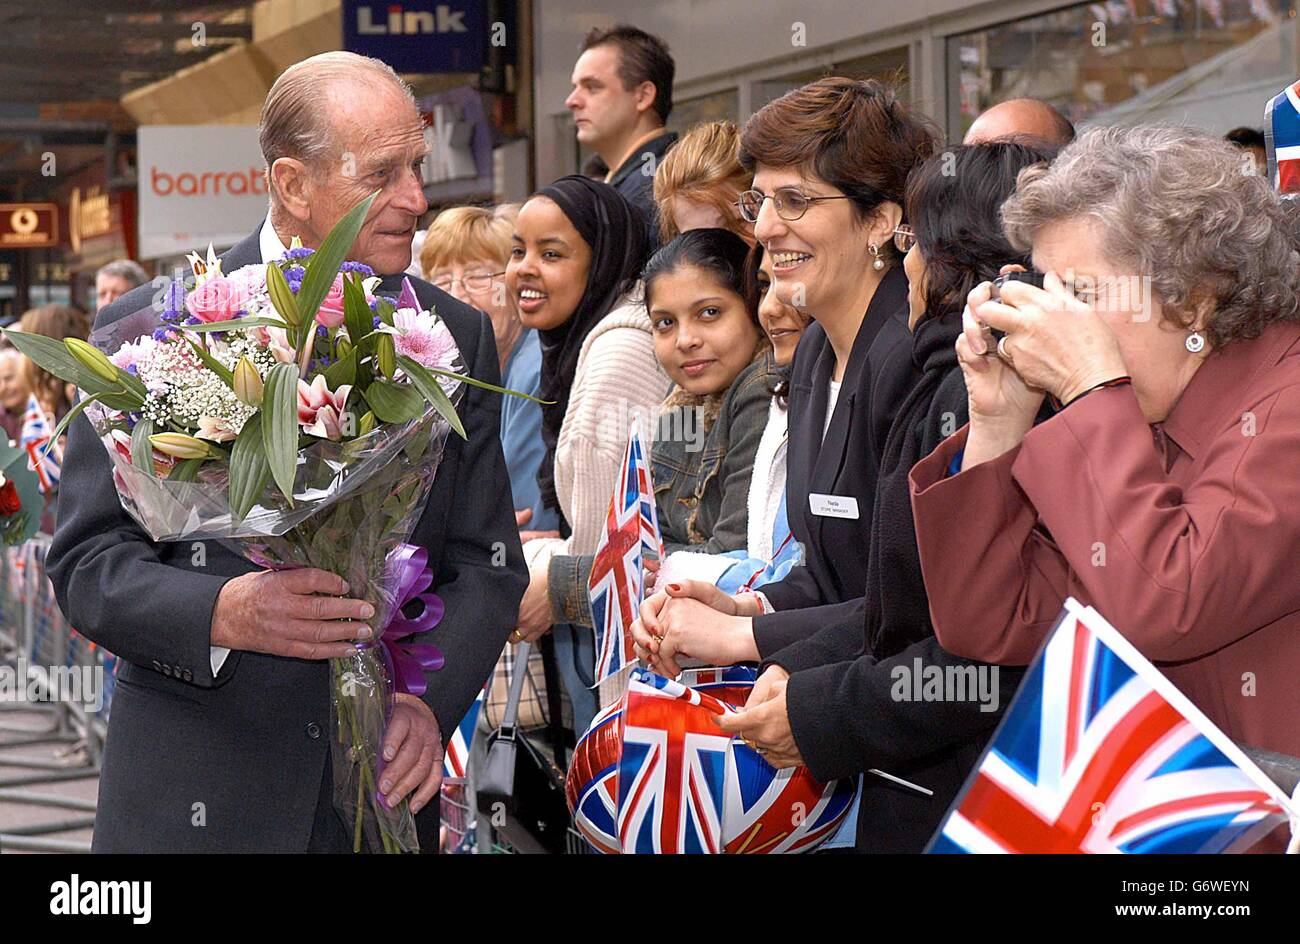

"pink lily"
[297, 375, 352, 441]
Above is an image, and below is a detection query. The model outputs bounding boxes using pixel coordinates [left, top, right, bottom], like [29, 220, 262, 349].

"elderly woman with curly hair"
[910, 125, 1300, 761]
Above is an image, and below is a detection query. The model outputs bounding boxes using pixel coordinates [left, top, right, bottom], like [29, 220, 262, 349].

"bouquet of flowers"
[4, 193, 532, 852]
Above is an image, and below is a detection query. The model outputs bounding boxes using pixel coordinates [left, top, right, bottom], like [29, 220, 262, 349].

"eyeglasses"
[736, 188, 853, 223]
[893, 225, 916, 254]
[431, 271, 504, 294]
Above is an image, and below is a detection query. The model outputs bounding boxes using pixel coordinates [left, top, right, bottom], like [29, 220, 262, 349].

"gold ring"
[996, 334, 1013, 364]
[509, 629, 523, 643]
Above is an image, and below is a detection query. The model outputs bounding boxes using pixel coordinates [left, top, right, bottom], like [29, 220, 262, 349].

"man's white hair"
[259, 51, 417, 197]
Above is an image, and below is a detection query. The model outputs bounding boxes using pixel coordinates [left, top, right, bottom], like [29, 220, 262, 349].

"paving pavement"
[0, 707, 98, 853]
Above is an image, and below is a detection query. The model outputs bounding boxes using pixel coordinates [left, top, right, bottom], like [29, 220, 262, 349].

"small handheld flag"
[589, 425, 662, 686]
[929, 598, 1293, 854]
[20, 394, 61, 494]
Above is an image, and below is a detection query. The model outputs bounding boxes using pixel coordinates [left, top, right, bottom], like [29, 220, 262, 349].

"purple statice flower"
[184, 316, 202, 326]
[316, 325, 329, 339]
[282, 247, 314, 262]
[368, 298, 381, 312]
[340, 261, 375, 277]
[372, 315, 382, 329]
[126, 364, 138, 375]
[152, 328, 170, 341]
[287, 265, 305, 281]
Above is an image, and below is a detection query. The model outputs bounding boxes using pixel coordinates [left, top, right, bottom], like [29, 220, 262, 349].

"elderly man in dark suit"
[46, 51, 527, 853]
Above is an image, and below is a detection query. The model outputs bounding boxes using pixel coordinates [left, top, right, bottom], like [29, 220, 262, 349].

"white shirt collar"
[258, 216, 289, 265]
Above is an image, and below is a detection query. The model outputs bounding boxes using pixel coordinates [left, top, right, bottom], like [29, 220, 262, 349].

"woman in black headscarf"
[505, 175, 669, 731]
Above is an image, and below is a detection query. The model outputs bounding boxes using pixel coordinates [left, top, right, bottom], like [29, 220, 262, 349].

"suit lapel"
[802, 265, 908, 545]
[218, 230, 263, 270]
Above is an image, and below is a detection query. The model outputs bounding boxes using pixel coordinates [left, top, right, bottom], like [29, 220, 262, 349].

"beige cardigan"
[523, 292, 669, 575]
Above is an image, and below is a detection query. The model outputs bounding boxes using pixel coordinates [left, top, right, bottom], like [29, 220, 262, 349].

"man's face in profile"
[297, 82, 430, 275]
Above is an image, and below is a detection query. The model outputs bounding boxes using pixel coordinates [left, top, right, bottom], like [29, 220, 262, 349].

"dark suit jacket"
[766, 321, 1021, 852]
[608, 130, 677, 250]
[751, 265, 917, 656]
[46, 229, 527, 852]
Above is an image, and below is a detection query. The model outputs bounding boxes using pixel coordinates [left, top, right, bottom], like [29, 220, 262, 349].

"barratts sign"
[137, 125, 268, 260]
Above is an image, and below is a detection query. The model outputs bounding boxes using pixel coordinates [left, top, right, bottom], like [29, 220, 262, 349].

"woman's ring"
[996, 334, 1014, 364]
[509, 629, 523, 643]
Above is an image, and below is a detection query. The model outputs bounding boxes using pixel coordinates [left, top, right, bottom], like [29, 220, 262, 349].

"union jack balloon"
[565, 666, 857, 854]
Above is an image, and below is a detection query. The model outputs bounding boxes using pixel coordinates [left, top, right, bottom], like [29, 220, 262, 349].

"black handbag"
[476, 639, 572, 854]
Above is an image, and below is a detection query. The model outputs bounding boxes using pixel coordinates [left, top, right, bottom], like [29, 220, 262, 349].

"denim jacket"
[549, 354, 781, 626]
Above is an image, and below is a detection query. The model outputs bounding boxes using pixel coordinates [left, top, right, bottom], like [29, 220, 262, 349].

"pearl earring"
[1185, 331, 1206, 353]
[869, 244, 884, 271]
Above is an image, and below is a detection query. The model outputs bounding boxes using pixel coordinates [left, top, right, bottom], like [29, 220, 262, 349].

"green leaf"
[167, 457, 204, 482]
[228, 414, 273, 521]
[99, 391, 144, 412]
[419, 366, 551, 404]
[266, 262, 301, 327]
[182, 316, 286, 333]
[3, 329, 119, 396]
[184, 338, 236, 388]
[342, 273, 374, 354]
[396, 355, 466, 440]
[261, 363, 301, 505]
[4, 329, 151, 403]
[364, 380, 424, 423]
[294, 191, 378, 366]
[40, 392, 106, 462]
[323, 349, 357, 390]
[130, 419, 155, 475]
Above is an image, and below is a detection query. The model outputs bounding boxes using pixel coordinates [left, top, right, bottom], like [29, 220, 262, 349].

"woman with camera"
[910, 125, 1300, 760]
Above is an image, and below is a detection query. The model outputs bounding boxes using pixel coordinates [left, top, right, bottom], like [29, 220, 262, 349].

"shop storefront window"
[949, 0, 1298, 137]
[667, 88, 740, 134]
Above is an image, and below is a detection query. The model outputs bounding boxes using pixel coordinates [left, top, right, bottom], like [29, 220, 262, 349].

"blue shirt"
[500, 329, 559, 532]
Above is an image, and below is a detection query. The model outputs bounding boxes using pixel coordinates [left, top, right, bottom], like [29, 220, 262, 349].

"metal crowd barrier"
[0, 534, 113, 853]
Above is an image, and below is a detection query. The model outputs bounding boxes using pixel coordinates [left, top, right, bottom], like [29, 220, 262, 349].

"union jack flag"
[616, 668, 732, 853]
[20, 394, 60, 493]
[1265, 79, 1300, 193]
[929, 599, 1292, 854]
[589, 425, 662, 685]
[442, 690, 482, 779]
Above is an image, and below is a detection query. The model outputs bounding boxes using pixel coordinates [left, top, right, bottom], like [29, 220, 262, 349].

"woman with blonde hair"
[654, 120, 753, 244]
[420, 203, 557, 535]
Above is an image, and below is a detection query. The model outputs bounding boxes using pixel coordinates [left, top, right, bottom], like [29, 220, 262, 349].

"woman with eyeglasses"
[638, 142, 1050, 853]
[636, 77, 938, 664]
[421, 204, 559, 535]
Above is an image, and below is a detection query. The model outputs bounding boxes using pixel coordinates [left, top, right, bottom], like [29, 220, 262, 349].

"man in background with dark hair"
[1225, 126, 1266, 175]
[566, 24, 677, 246]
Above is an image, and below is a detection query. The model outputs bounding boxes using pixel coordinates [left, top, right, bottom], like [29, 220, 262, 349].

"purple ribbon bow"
[378, 543, 445, 696]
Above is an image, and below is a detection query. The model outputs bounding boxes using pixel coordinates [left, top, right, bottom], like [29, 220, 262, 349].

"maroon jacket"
[910, 321, 1300, 758]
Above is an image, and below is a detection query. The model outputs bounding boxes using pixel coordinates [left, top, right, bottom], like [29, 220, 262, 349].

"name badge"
[808, 493, 859, 519]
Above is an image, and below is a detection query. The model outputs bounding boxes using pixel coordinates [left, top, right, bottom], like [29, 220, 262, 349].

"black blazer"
[45, 229, 527, 852]
[767, 315, 1030, 853]
[751, 264, 917, 655]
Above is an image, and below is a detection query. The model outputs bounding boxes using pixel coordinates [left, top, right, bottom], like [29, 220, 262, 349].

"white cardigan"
[523, 293, 670, 571]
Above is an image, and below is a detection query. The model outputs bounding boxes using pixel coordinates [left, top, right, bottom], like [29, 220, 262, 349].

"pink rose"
[315, 276, 346, 329]
[227, 264, 267, 301]
[185, 276, 247, 323]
